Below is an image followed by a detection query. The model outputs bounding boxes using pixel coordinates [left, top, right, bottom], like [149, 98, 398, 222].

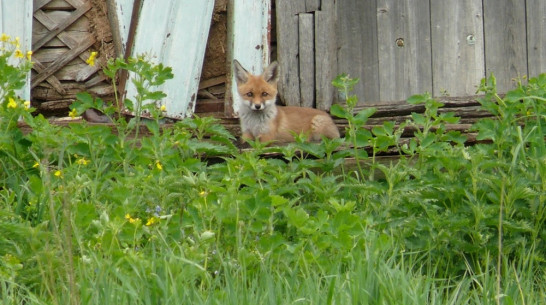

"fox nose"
[252, 103, 264, 110]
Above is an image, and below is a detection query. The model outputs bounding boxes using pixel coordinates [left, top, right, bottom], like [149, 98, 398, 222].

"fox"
[233, 59, 340, 144]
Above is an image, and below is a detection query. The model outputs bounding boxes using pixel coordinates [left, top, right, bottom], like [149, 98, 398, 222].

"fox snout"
[250, 102, 264, 111]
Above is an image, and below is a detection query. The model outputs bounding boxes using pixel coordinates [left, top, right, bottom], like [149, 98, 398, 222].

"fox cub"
[233, 60, 340, 144]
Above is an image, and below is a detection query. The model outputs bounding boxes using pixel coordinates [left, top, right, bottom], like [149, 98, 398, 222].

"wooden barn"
[2, 0, 545, 139]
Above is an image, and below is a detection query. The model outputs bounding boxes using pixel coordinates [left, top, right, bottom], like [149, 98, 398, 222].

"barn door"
[276, 0, 337, 111]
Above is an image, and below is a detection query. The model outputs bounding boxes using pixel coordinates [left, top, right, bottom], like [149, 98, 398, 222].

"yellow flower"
[155, 161, 163, 171]
[14, 49, 23, 58]
[160, 105, 167, 112]
[86, 51, 97, 66]
[76, 157, 89, 166]
[33, 161, 40, 168]
[26, 51, 32, 61]
[23, 101, 31, 109]
[54, 170, 62, 178]
[199, 190, 207, 197]
[7, 98, 17, 109]
[14, 37, 20, 48]
[125, 213, 140, 224]
[146, 217, 158, 226]
[69, 108, 78, 118]
[0, 33, 9, 42]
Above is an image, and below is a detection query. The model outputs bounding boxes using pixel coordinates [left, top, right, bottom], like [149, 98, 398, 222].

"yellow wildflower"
[26, 51, 32, 61]
[14, 49, 23, 58]
[23, 101, 31, 109]
[54, 170, 62, 178]
[155, 161, 163, 171]
[76, 157, 89, 166]
[7, 98, 17, 109]
[160, 105, 167, 112]
[0, 33, 9, 42]
[69, 108, 78, 118]
[33, 161, 40, 168]
[14, 37, 20, 48]
[199, 190, 207, 197]
[145, 217, 158, 226]
[86, 51, 98, 66]
[125, 213, 140, 224]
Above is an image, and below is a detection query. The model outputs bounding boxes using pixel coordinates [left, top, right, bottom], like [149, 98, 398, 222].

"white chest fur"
[239, 106, 278, 137]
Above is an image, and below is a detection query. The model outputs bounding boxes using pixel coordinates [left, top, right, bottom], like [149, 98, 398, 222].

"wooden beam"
[483, 0, 527, 91]
[377, 0, 433, 102]
[298, 13, 315, 108]
[315, 0, 337, 110]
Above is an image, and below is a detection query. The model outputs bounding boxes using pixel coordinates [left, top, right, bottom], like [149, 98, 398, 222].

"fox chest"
[240, 111, 277, 137]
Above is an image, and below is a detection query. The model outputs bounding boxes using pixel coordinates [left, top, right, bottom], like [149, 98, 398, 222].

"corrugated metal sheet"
[113, 0, 214, 119]
[0, 0, 33, 100]
[228, 0, 271, 115]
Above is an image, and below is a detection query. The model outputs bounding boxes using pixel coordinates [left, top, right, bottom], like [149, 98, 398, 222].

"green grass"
[1, 52, 545, 304]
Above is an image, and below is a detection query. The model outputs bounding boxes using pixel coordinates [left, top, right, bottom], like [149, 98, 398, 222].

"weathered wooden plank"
[526, 0, 546, 79]
[298, 13, 315, 108]
[483, 0, 527, 92]
[42, 0, 73, 10]
[377, 0, 432, 102]
[33, 0, 52, 12]
[126, 0, 215, 118]
[276, 0, 305, 106]
[0, 0, 33, 100]
[336, 0, 379, 104]
[32, 59, 67, 94]
[31, 37, 96, 88]
[431, 0, 485, 97]
[32, 1, 92, 51]
[227, 0, 272, 115]
[315, 0, 337, 110]
[199, 75, 226, 90]
[305, 0, 320, 12]
[107, 0, 135, 56]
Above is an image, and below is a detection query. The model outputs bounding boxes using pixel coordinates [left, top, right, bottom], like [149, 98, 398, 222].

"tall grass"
[1, 51, 544, 304]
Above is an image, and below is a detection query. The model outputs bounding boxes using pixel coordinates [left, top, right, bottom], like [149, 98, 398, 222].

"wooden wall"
[278, 0, 546, 108]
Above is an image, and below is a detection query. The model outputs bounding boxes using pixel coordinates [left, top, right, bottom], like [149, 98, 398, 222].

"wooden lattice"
[31, 0, 114, 114]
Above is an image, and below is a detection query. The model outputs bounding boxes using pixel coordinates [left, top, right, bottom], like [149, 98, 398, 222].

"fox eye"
[261, 92, 269, 97]
[246, 92, 253, 97]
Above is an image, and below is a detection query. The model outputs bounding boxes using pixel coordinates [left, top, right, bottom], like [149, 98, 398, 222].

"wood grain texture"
[526, 0, 546, 79]
[315, 0, 336, 110]
[377, 0, 432, 102]
[298, 13, 315, 108]
[431, 0, 485, 97]
[276, 0, 305, 106]
[32, 1, 91, 51]
[483, 0, 527, 91]
[336, 0, 379, 104]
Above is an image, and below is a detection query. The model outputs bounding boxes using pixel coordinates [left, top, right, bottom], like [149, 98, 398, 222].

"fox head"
[233, 60, 279, 111]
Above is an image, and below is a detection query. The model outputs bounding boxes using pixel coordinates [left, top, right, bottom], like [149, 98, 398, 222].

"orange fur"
[233, 60, 340, 144]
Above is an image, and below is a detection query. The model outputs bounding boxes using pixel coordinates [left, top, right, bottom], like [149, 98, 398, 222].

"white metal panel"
[117, 0, 214, 118]
[110, 0, 134, 55]
[228, 0, 272, 115]
[0, 0, 33, 100]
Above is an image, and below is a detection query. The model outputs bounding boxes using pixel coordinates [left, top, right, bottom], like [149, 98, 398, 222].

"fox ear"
[233, 60, 249, 85]
[263, 61, 279, 84]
